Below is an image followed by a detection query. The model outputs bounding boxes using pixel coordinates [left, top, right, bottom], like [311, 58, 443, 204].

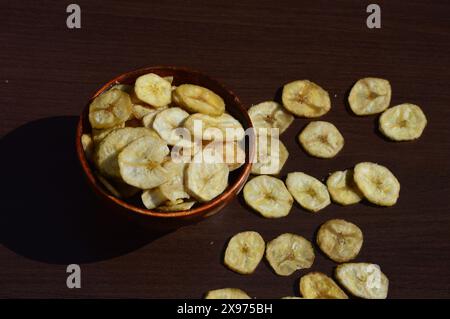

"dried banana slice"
[224, 231, 265, 275]
[286, 172, 330, 212]
[81, 134, 94, 162]
[141, 188, 167, 209]
[152, 107, 191, 146]
[131, 104, 157, 120]
[185, 162, 229, 202]
[251, 137, 289, 175]
[173, 84, 225, 116]
[265, 233, 315, 276]
[299, 272, 348, 299]
[299, 121, 344, 158]
[282, 80, 331, 118]
[184, 113, 245, 141]
[379, 103, 427, 141]
[248, 101, 294, 135]
[89, 89, 132, 129]
[134, 73, 172, 107]
[141, 106, 168, 128]
[201, 141, 246, 171]
[348, 78, 391, 115]
[159, 160, 190, 203]
[243, 175, 293, 218]
[326, 169, 363, 205]
[354, 162, 400, 206]
[317, 219, 363, 263]
[157, 201, 196, 212]
[205, 288, 251, 299]
[118, 135, 170, 189]
[335, 263, 389, 299]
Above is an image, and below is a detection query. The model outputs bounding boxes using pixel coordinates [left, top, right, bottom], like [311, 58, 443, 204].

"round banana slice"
[286, 172, 330, 212]
[348, 77, 391, 116]
[159, 160, 190, 203]
[201, 141, 246, 171]
[134, 73, 172, 107]
[131, 104, 157, 120]
[205, 288, 251, 299]
[157, 201, 196, 212]
[379, 103, 427, 141]
[265, 233, 315, 276]
[317, 219, 363, 263]
[248, 101, 294, 135]
[141, 188, 167, 209]
[173, 84, 225, 116]
[89, 89, 132, 129]
[184, 113, 245, 141]
[282, 80, 331, 118]
[298, 121, 344, 158]
[354, 162, 400, 206]
[326, 169, 363, 205]
[141, 106, 168, 128]
[251, 137, 289, 175]
[81, 134, 94, 162]
[152, 107, 191, 146]
[118, 135, 170, 189]
[185, 162, 229, 202]
[243, 175, 293, 218]
[335, 263, 389, 299]
[224, 231, 265, 275]
[299, 272, 348, 299]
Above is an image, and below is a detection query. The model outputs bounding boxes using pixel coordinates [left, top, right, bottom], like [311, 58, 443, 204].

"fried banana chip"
[326, 169, 363, 205]
[201, 141, 246, 171]
[348, 78, 391, 115]
[354, 162, 400, 206]
[335, 263, 389, 299]
[173, 84, 225, 116]
[185, 162, 229, 202]
[89, 89, 132, 129]
[131, 104, 157, 120]
[265, 233, 315, 276]
[141, 188, 168, 209]
[251, 137, 289, 175]
[205, 288, 251, 299]
[282, 80, 331, 118]
[243, 175, 293, 218]
[248, 101, 294, 135]
[134, 73, 172, 107]
[141, 105, 168, 128]
[184, 113, 245, 141]
[286, 172, 330, 212]
[317, 219, 363, 262]
[152, 107, 190, 146]
[91, 122, 126, 144]
[379, 103, 427, 141]
[159, 160, 190, 203]
[299, 121, 344, 158]
[224, 231, 265, 275]
[81, 134, 94, 162]
[157, 201, 196, 212]
[300, 272, 348, 299]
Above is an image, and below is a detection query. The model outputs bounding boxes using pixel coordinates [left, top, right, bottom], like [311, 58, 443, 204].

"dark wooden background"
[1, 0, 449, 299]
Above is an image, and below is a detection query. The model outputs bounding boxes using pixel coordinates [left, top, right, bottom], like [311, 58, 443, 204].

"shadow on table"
[0, 116, 169, 264]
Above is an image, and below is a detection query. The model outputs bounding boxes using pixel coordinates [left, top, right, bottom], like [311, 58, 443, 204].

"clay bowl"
[76, 66, 254, 230]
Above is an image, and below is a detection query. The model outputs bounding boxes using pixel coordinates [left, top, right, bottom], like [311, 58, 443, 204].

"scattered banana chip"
[299, 121, 344, 158]
[248, 101, 294, 135]
[326, 169, 363, 205]
[89, 89, 132, 129]
[224, 231, 265, 275]
[379, 103, 427, 141]
[153, 107, 191, 146]
[157, 201, 196, 212]
[317, 219, 363, 263]
[348, 77, 391, 116]
[335, 263, 389, 299]
[251, 137, 289, 175]
[81, 134, 94, 162]
[286, 172, 330, 212]
[141, 188, 167, 209]
[265, 233, 315, 276]
[159, 160, 190, 203]
[184, 113, 245, 141]
[134, 73, 172, 107]
[173, 84, 225, 116]
[185, 162, 229, 202]
[282, 80, 331, 118]
[299, 272, 348, 299]
[205, 288, 251, 299]
[243, 175, 293, 218]
[354, 162, 400, 206]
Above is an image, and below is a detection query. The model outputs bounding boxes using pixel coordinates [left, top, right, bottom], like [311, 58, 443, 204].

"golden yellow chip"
[89, 89, 132, 129]
[184, 113, 245, 141]
[205, 288, 251, 299]
[173, 84, 225, 116]
[159, 160, 190, 203]
[248, 101, 294, 135]
[134, 73, 172, 107]
[348, 77, 391, 115]
[185, 162, 229, 202]
[251, 137, 289, 175]
[379, 103, 427, 141]
[224, 231, 265, 275]
[326, 169, 363, 205]
[282, 80, 331, 118]
[298, 121, 344, 158]
[285, 172, 330, 212]
[300, 272, 348, 299]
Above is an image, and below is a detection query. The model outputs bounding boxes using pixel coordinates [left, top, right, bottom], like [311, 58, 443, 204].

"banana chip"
[141, 188, 167, 209]
[185, 162, 229, 202]
[379, 103, 427, 141]
[243, 175, 293, 218]
[153, 107, 191, 146]
[251, 137, 289, 175]
[173, 84, 225, 116]
[348, 78, 391, 115]
[248, 101, 294, 135]
[300, 272, 348, 299]
[326, 169, 363, 205]
[141, 106, 168, 128]
[201, 141, 246, 171]
[224, 231, 265, 275]
[157, 201, 196, 212]
[265, 233, 315, 276]
[282, 80, 331, 118]
[354, 162, 400, 206]
[299, 121, 344, 158]
[132, 104, 157, 120]
[81, 134, 94, 162]
[134, 73, 172, 107]
[184, 113, 245, 141]
[205, 288, 251, 299]
[335, 263, 389, 299]
[317, 219, 363, 263]
[159, 160, 190, 203]
[286, 172, 330, 212]
[89, 89, 132, 129]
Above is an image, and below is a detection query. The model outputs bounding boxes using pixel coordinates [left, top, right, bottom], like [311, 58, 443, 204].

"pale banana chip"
[132, 104, 157, 120]
[205, 288, 251, 299]
[200, 141, 246, 171]
[243, 175, 293, 218]
[251, 137, 289, 175]
[159, 160, 190, 203]
[348, 78, 391, 115]
[299, 121, 344, 158]
[335, 263, 389, 299]
[141, 106, 168, 128]
[141, 188, 167, 209]
[354, 162, 400, 206]
[185, 162, 229, 202]
[81, 134, 94, 162]
[153, 107, 191, 146]
[91, 122, 126, 144]
[224, 231, 265, 275]
[184, 113, 245, 141]
[265, 233, 315, 276]
[134, 73, 172, 107]
[248, 101, 294, 135]
[326, 169, 363, 205]
[89, 89, 132, 129]
[300, 272, 348, 299]
[379, 103, 427, 141]
[157, 201, 196, 212]
[282, 80, 331, 118]
[317, 219, 363, 263]
[286, 172, 330, 212]
[173, 84, 225, 116]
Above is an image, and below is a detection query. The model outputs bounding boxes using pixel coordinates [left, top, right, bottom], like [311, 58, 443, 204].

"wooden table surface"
[1, 0, 449, 299]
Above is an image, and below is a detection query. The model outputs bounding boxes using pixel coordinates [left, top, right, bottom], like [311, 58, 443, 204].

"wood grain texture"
[1, 0, 449, 298]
